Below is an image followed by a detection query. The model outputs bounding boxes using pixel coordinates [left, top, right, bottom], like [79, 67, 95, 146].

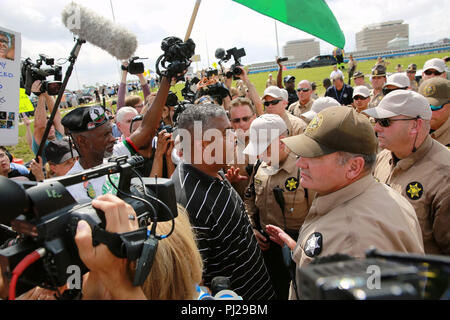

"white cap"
[243, 114, 288, 156]
[302, 97, 340, 121]
[352, 86, 370, 98]
[263, 86, 288, 101]
[363, 90, 432, 120]
[384, 73, 410, 88]
[423, 58, 446, 73]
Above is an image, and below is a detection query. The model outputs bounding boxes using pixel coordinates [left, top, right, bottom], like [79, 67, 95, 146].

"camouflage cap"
[282, 107, 377, 158]
[372, 64, 386, 76]
[353, 71, 364, 79]
[418, 77, 450, 106]
[406, 63, 417, 72]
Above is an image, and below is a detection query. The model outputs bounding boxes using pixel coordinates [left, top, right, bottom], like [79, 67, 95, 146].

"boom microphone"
[61, 2, 138, 60]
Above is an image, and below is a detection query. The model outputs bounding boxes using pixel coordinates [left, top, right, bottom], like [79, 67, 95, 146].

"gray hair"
[177, 103, 227, 133]
[116, 106, 138, 124]
[336, 151, 377, 173]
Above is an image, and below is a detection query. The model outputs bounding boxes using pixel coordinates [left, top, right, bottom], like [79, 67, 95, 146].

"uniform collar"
[310, 174, 375, 216]
[391, 135, 434, 171]
[259, 152, 298, 174]
[430, 116, 450, 141]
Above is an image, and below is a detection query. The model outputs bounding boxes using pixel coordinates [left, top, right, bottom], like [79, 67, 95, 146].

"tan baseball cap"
[243, 114, 288, 156]
[423, 58, 446, 73]
[302, 97, 340, 121]
[282, 107, 377, 157]
[363, 90, 432, 120]
[418, 77, 450, 106]
[263, 86, 288, 101]
[384, 73, 410, 88]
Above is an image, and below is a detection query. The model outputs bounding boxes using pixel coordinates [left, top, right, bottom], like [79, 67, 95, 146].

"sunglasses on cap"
[374, 117, 418, 128]
[263, 99, 281, 107]
[424, 70, 443, 76]
[231, 115, 253, 123]
[430, 101, 449, 111]
[297, 88, 310, 92]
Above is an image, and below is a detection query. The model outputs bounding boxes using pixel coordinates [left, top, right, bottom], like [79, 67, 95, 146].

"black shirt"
[287, 88, 299, 108]
[172, 163, 275, 300]
[325, 84, 354, 105]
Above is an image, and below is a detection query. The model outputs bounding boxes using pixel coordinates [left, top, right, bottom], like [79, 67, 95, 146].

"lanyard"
[333, 86, 345, 103]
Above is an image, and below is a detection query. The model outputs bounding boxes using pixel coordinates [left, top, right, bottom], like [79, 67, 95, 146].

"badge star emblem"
[406, 182, 423, 200]
[285, 177, 299, 191]
[304, 232, 323, 258]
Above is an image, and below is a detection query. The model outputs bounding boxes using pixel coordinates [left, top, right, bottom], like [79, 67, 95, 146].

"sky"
[1, 0, 449, 91]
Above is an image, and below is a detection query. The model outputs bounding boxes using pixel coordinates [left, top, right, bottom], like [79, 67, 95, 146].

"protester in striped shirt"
[172, 104, 275, 300]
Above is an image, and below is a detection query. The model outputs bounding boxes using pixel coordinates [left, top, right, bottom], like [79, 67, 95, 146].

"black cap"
[61, 105, 108, 133]
[44, 140, 79, 164]
[284, 75, 295, 83]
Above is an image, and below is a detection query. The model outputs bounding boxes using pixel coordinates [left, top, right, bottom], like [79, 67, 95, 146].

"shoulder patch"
[306, 114, 323, 135]
[285, 177, 299, 191]
[406, 181, 423, 200]
[304, 232, 323, 258]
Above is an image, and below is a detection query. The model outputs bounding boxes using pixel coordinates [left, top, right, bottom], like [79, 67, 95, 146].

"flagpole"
[274, 19, 280, 58]
[109, 0, 122, 82]
[184, 0, 202, 41]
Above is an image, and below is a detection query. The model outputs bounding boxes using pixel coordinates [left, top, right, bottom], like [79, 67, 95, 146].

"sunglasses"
[263, 99, 281, 107]
[297, 88, 310, 92]
[374, 117, 417, 127]
[231, 116, 253, 123]
[430, 102, 449, 111]
[353, 95, 368, 101]
[424, 70, 443, 76]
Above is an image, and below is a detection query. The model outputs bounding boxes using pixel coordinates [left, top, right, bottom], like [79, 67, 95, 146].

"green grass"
[9, 51, 449, 163]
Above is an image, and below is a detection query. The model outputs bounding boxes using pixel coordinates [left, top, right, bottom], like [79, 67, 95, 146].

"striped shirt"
[172, 163, 275, 300]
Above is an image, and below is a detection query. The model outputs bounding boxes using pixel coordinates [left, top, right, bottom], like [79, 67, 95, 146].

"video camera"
[215, 47, 246, 80]
[181, 76, 200, 103]
[0, 155, 178, 298]
[122, 56, 148, 75]
[156, 36, 196, 81]
[21, 54, 63, 96]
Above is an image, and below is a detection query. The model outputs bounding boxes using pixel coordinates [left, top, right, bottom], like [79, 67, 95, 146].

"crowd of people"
[0, 53, 449, 300]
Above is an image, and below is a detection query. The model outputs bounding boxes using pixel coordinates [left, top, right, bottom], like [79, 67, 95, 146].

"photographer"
[233, 66, 264, 116]
[276, 58, 298, 108]
[117, 60, 150, 114]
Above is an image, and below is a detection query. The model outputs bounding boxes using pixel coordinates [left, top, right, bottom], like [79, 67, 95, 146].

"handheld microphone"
[61, 2, 138, 60]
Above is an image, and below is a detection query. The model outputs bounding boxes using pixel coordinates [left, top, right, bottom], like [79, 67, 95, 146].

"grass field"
[8, 51, 449, 163]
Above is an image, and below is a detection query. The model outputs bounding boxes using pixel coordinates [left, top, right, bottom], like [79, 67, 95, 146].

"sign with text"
[0, 26, 21, 146]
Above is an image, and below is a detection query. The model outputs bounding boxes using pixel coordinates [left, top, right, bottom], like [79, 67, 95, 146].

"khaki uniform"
[368, 89, 384, 109]
[410, 79, 419, 92]
[289, 175, 424, 299]
[374, 135, 450, 255]
[430, 115, 450, 148]
[244, 153, 310, 232]
[280, 111, 307, 136]
[287, 100, 314, 118]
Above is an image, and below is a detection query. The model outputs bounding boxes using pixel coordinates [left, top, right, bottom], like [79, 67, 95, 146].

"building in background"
[282, 39, 320, 62]
[356, 20, 409, 52]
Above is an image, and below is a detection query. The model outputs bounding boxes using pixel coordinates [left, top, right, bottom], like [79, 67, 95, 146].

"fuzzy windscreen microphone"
[61, 2, 138, 60]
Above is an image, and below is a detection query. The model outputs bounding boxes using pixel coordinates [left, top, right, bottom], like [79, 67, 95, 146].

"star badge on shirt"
[406, 181, 423, 200]
[285, 177, 299, 191]
[304, 232, 323, 258]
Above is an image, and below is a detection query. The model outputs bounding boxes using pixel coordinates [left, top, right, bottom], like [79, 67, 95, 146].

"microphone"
[61, 2, 138, 60]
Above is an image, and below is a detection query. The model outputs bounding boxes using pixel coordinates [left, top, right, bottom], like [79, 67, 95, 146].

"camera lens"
[233, 66, 242, 76]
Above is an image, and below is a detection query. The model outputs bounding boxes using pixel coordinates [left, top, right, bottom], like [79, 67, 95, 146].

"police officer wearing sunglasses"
[364, 90, 450, 255]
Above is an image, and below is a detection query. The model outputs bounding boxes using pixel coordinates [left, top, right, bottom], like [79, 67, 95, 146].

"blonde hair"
[131, 205, 203, 300]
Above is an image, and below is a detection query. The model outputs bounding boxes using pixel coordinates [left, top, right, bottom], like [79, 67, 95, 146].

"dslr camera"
[21, 54, 63, 96]
[215, 47, 246, 80]
[0, 155, 178, 298]
[122, 56, 148, 75]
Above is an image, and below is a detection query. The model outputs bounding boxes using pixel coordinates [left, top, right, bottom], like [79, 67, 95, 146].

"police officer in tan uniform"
[265, 106, 424, 299]
[263, 86, 307, 137]
[418, 77, 450, 147]
[406, 63, 419, 92]
[364, 90, 450, 255]
[243, 114, 310, 300]
[368, 64, 386, 109]
[287, 80, 314, 118]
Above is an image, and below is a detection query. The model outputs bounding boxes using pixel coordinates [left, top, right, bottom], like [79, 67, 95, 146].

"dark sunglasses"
[375, 117, 417, 127]
[231, 116, 253, 123]
[353, 95, 368, 101]
[430, 101, 449, 111]
[297, 88, 310, 92]
[263, 99, 281, 107]
[424, 70, 443, 76]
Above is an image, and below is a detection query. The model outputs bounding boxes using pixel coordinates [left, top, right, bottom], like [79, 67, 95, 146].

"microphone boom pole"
[35, 38, 86, 161]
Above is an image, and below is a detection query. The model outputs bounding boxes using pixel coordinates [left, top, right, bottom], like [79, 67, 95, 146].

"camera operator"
[276, 58, 299, 108]
[117, 61, 150, 114]
[0, 146, 43, 181]
[233, 66, 264, 116]
[31, 80, 65, 164]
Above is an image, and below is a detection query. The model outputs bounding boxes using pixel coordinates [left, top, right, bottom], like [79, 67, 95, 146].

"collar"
[180, 163, 217, 183]
[391, 135, 434, 171]
[311, 174, 375, 216]
[430, 116, 450, 140]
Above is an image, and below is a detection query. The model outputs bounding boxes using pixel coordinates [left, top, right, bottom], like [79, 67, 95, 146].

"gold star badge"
[406, 182, 423, 200]
[285, 177, 299, 191]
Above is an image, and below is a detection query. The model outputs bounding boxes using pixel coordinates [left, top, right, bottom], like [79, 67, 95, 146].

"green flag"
[232, 0, 345, 48]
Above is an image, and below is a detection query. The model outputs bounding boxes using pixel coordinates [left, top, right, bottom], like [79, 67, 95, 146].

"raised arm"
[235, 67, 263, 116]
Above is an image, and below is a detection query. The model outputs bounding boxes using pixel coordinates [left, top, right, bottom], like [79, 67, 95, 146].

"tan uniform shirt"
[410, 79, 419, 92]
[288, 100, 314, 118]
[430, 116, 450, 148]
[368, 89, 384, 109]
[280, 111, 307, 136]
[374, 135, 450, 255]
[289, 175, 424, 299]
[244, 153, 310, 232]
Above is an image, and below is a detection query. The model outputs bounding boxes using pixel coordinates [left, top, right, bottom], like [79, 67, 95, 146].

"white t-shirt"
[65, 140, 132, 202]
